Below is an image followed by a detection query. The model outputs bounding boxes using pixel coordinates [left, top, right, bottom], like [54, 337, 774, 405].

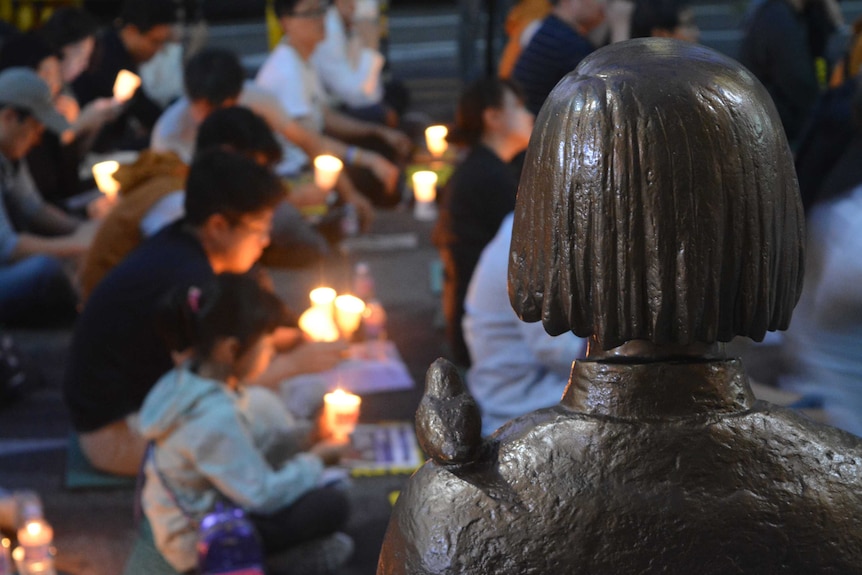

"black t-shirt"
[72, 28, 165, 151]
[63, 221, 214, 432]
[435, 144, 519, 270]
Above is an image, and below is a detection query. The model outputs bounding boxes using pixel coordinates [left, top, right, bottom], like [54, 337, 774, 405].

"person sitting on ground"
[312, 0, 401, 126]
[71, 0, 178, 152]
[511, 0, 606, 115]
[629, 0, 699, 41]
[64, 149, 347, 477]
[257, 0, 413, 208]
[79, 106, 331, 301]
[433, 77, 534, 367]
[0, 68, 95, 326]
[0, 30, 117, 221]
[498, 0, 551, 79]
[32, 7, 122, 208]
[152, 47, 382, 229]
[738, 0, 838, 150]
[141, 273, 353, 575]
[464, 212, 587, 435]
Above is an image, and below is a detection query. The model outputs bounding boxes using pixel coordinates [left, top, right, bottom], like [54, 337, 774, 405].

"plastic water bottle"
[341, 204, 360, 238]
[14, 493, 56, 575]
[0, 537, 12, 575]
[353, 262, 376, 301]
[363, 299, 388, 359]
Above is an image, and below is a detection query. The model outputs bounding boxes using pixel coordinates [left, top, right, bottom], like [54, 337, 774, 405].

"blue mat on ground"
[64, 434, 136, 490]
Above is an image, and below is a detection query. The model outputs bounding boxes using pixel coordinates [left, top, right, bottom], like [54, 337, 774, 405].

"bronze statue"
[378, 39, 862, 574]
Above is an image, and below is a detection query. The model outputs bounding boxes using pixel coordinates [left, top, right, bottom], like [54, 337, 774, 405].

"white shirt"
[312, 7, 384, 108]
[782, 185, 862, 437]
[464, 213, 588, 435]
[150, 81, 307, 175]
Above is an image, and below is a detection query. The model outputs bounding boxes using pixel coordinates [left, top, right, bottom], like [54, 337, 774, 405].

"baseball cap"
[0, 67, 70, 134]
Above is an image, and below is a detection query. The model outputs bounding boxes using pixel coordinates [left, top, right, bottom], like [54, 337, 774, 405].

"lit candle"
[424, 125, 448, 158]
[313, 155, 343, 192]
[18, 519, 52, 548]
[309, 286, 337, 310]
[15, 518, 56, 574]
[112, 69, 141, 103]
[323, 388, 362, 443]
[411, 170, 438, 221]
[298, 307, 340, 343]
[92, 160, 120, 198]
[334, 294, 366, 340]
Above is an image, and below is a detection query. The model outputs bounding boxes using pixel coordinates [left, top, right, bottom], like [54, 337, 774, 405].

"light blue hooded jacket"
[138, 366, 324, 572]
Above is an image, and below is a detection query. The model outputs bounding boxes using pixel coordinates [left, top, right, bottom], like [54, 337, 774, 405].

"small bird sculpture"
[415, 358, 483, 465]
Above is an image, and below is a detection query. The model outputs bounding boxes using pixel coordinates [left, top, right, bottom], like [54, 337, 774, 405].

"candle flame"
[92, 160, 120, 198]
[425, 125, 448, 157]
[112, 69, 141, 102]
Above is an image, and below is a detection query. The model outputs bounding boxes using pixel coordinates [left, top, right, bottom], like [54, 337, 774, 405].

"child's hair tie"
[187, 286, 202, 314]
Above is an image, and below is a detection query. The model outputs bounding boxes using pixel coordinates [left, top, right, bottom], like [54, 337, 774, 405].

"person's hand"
[54, 93, 80, 124]
[376, 126, 412, 159]
[70, 219, 99, 247]
[271, 340, 349, 379]
[271, 326, 304, 352]
[86, 194, 117, 220]
[74, 98, 123, 135]
[310, 439, 350, 466]
[288, 181, 331, 208]
[362, 150, 399, 194]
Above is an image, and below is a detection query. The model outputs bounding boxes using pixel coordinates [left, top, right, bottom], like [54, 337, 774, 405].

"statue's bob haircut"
[508, 39, 804, 351]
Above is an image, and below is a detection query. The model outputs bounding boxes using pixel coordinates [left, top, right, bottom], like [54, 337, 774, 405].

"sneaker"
[267, 532, 354, 575]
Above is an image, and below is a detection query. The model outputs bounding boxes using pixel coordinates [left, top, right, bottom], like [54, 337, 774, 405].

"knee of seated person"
[21, 254, 65, 280]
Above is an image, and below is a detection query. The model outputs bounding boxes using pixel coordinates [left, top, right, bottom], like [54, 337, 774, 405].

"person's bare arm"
[322, 106, 412, 159]
[246, 340, 349, 390]
[11, 219, 97, 260]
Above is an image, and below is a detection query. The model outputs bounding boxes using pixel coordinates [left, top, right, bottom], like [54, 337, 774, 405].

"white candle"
[424, 125, 448, 158]
[18, 519, 52, 549]
[323, 388, 361, 442]
[112, 69, 141, 103]
[309, 286, 337, 309]
[92, 160, 120, 198]
[334, 294, 366, 340]
[411, 170, 438, 221]
[15, 519, 56, 574]
[299, 307, 340, 342]
[313, 155, 343, 191]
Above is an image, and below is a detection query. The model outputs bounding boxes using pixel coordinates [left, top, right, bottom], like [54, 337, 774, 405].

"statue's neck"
[561, 357, 755, 420]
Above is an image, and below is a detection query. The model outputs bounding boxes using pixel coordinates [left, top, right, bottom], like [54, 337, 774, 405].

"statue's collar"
[561, 358, 755, 421]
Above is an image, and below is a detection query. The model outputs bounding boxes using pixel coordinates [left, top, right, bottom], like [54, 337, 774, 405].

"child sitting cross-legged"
[139, 273, 353, 575]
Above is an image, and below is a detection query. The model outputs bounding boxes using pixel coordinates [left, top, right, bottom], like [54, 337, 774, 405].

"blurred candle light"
[299, 307, 340, 342]
[411, 170, 437, 221]
[16, 518, 55, 575]
[425, 125, 448, 158]
[92, 160, 120, 198]
[313, 155, 343, 191]
[323, 388, 361, 442]
[309, 287, 337, 310]
[112, 69, 141, 103]
[334, 294, 366, 340]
